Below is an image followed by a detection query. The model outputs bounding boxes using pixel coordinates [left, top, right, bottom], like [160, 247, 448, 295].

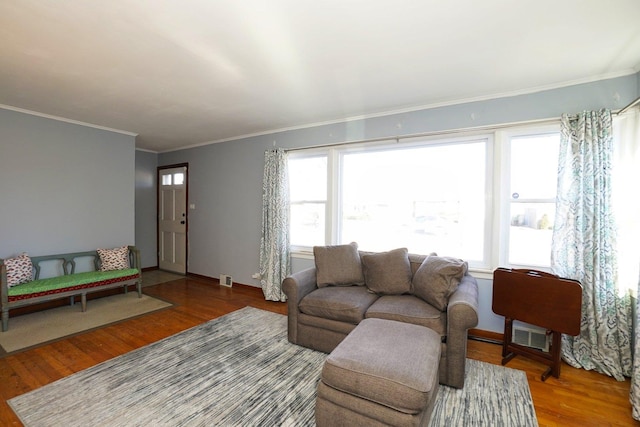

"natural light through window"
[288, 155, 327, 247]
[287, 124, 561, 272]
[340, 140, 487, 260]
[173, 172, 185, 185]
[508, 133, 559, 267]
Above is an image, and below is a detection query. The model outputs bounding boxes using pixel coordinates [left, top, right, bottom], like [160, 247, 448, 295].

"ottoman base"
[315, 318, 441, 427]
[316, 381, 434, 427]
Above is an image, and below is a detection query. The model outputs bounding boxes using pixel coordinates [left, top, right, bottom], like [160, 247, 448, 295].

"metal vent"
[512, 326, 549, 352]
[219, 274, 233, 287]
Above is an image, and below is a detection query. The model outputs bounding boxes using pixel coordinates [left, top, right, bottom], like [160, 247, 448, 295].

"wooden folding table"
[492, 268, 582, 381]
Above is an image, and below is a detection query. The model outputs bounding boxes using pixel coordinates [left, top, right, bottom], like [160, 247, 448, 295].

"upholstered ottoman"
[315, 318, 441, 427]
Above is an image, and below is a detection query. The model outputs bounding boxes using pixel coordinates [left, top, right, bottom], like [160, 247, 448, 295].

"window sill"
[291, 250, 314, 260]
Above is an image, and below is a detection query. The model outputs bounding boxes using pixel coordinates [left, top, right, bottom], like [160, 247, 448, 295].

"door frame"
[157, 162, 189, 274]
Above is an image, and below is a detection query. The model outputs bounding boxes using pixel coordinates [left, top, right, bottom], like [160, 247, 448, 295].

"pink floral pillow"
[97, 246, 130, 271]
[4, 253, 33, 287]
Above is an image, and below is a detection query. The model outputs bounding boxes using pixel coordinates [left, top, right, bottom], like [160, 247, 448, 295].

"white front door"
[158, 166, 187, 274]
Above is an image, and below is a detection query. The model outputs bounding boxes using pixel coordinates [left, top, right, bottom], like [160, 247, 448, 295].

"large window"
[288, 125, 560, 272]
[339, 138, 488, 262]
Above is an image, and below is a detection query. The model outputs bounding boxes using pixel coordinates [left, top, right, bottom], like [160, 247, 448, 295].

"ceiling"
[2, 1, 640, 153]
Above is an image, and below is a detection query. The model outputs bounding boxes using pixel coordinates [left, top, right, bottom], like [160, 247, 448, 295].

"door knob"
[180, 220, 185, 224]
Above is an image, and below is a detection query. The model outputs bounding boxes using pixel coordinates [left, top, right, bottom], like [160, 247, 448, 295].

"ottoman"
[315, 318, 441, 427]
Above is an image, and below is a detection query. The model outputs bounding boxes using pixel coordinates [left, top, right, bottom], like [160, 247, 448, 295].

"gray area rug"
[9, 307, 537, 426]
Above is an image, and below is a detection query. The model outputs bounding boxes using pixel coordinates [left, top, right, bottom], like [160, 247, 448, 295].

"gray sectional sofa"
[283, 243, 479, 388]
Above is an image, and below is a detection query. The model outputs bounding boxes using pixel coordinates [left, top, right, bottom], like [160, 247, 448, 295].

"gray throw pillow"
[314, 242, 365, 287]
[361, 248, 412, 295]
[411, 255, 468, 311]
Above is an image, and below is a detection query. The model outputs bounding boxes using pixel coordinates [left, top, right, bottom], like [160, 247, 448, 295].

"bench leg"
[81, 294, 87, 312]
[2, 309, 8, 332]
[137, 280, 142, 298]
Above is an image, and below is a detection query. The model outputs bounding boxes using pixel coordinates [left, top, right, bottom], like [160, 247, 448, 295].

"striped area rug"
[9, 307, 537, 426]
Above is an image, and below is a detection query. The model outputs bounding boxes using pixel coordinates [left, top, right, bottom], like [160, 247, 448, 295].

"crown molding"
[0, 104, 138, 137]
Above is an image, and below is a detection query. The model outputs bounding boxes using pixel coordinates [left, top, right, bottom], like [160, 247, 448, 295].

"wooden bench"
[0, 246, 142, 332]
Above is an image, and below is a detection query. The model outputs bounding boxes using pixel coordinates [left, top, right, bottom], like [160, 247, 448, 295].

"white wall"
[0, 108, 136, 258]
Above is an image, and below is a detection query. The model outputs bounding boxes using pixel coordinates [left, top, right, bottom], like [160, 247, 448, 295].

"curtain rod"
[285, 117, 558, 152]
[617, 95, 640, 116]
[284, 97, 640, 152]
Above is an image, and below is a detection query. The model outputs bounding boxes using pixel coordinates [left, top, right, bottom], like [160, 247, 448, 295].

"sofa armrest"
[282, 267, 318, 344]
[448, 274, 479, 329]
[444, 274, 479, 388]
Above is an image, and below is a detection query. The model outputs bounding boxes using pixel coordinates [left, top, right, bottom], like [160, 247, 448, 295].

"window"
[161, 171, 185, 186]
[173, 172, 185, 185]
[288, 154, 327, 248]
[506, 132, 559, 267]
[339, 138, 488, 263]
[288, 124, 560, 272]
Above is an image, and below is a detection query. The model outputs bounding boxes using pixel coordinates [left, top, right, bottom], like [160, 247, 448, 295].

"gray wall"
[135, 150, 158, 268]
[0, 108, 136, 258]
[158, 73, 639, 333]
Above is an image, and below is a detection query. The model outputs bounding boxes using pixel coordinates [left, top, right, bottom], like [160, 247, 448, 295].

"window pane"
[173, 172, 184, 185]
[508, 132, 559, 267]
[288, 156, 327, 201]
[510, 134, 559, 200]
[288, 155, 328, 248]
[509, 202, 555, 266]
[290, 202, 325, 247]
[161, 174, 172, 186]
[340, 141, 486, 260]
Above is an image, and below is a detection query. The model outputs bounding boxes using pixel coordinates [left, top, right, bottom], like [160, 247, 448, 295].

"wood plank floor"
[0, 275, 636, 426]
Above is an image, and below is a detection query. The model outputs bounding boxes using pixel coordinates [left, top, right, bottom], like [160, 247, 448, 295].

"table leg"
[502, 318, 513, 358]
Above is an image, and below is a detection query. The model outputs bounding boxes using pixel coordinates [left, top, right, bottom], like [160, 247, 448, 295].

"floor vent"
[512, 326, 549, 352]
[219, 274, 233, 287]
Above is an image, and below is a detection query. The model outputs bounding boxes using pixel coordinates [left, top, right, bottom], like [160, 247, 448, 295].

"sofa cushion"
[314, 243, 365, 288]
[299, 286, 378, 324]
[366, 295, 446, 336]
[97, 246, 130, 271]
[4, 253, 33, 287]
[411, 255, 468, 311]
[7, 268, 140, 302]
[361, 248, 412, 295]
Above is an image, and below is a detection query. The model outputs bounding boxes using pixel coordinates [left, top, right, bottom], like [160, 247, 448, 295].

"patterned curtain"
[615, 108, 640, 420]
[551, 109, 633, 382]
[259, 148, 290, 302]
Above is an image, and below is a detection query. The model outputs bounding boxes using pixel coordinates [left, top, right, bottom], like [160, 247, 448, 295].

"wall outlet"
[220, 274, 233, 287]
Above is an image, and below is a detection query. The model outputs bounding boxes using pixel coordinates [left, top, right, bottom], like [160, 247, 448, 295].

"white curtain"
[259, 148, 290, 302]
[615, 108, 640, 420]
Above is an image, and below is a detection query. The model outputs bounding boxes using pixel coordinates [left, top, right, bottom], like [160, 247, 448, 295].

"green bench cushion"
[8, 268, 140, 297]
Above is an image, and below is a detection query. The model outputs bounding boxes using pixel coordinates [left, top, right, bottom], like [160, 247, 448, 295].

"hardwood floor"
[0, 275, 636, 426]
